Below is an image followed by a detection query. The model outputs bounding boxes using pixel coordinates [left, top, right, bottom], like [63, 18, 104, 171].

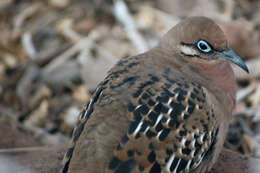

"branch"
[113, 0, 148, 53]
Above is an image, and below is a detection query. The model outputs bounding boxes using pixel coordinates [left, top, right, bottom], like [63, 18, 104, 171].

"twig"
[89, 34, 118, 64]
[237, 86, 254, 102]
[234, 58, 260, 80]
[42, 37, 87, 74]
[33, 43, 71, 67]
[113, 0, 148, 53]
[16, 64, 40, 106]
[253, 106, 260, 122]
[22, 32, 37, 59]
[0, 146, 49, 153]
[23, 124, 69, 146]
[233, 106, 260, 117]
[43, 28, 117, 74]
[13, 3, 42, 31]
[145, 6, 180, 34]
[61, 27, 81, 43]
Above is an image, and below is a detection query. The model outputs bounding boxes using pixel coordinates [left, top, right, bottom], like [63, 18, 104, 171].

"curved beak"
[220, 49, 249, 73]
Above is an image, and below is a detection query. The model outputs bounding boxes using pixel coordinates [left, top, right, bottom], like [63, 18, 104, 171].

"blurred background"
[0, 0, 260, 172]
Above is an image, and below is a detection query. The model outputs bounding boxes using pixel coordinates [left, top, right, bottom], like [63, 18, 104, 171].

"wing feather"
[108, 79, 218, 173]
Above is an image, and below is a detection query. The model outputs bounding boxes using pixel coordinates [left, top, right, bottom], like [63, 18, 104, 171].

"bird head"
[158, 16, 249, 73]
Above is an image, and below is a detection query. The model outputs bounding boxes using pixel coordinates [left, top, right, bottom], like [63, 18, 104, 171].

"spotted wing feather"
[108, 77, 219, 173]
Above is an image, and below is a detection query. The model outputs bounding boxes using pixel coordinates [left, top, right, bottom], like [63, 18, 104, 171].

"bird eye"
[197, 40, 212, 53]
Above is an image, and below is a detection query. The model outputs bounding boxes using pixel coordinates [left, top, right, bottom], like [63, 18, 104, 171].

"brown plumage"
[61, 16, 248, 173]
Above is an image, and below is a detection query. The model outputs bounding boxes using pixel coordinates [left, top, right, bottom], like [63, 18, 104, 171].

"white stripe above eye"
[180, 45, 198, 56]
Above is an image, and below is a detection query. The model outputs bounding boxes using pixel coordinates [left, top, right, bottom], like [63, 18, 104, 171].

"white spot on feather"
[173, 159, 181, 173]
[167, 98, 173, 105]
[157, 130, 163, 139]
[135, 105, 142, 110]
[133, 118, 144, 135]
[185, 106, 189, 112]
[154, 113, 163, 126]
[181, 138, 186, 147]
[144, 126, 149, 133]
[191, 140, 196, 149]
[167, 108, 173, 115]
[166, 154, 175, 171]
[209, 131, 212, 137]
[185, 160, 192, 171]
[199, 133, 205, 143]
[181, 112, 185, 119]
[190, 149, 195, 157]
[174, 93, 179, 99]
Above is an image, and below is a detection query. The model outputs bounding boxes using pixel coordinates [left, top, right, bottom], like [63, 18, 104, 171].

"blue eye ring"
[197, 40, 212, 53]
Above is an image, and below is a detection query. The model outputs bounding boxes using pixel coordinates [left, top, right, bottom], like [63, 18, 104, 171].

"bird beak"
[220, 49, 249, 73]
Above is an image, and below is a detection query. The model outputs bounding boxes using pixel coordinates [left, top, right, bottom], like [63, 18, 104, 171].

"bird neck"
[190, 59, 237, 116]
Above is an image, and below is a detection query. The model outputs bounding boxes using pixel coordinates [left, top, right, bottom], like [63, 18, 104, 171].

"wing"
[107, 77, 219, 173]
[61, 86, 104, 173]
